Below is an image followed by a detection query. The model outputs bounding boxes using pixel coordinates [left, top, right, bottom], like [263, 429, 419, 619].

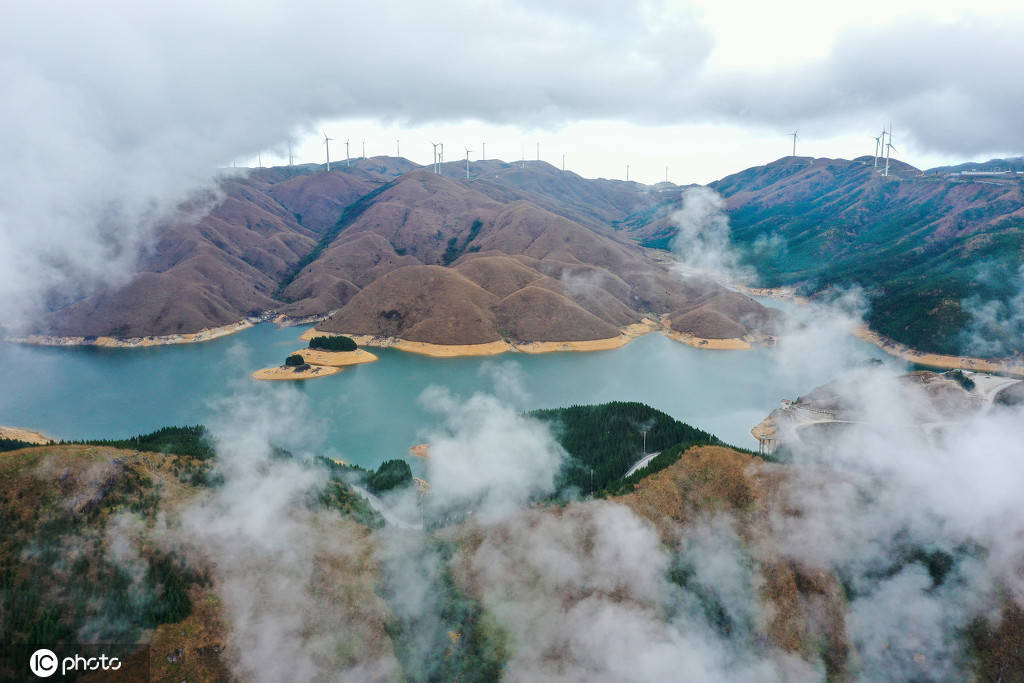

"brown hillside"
[318, 265, 501, 344]
[40, 162, 778, 344]
[618, 446, 849, 676]
[494, 286, 620, 341]
[0, 444, 398, 681]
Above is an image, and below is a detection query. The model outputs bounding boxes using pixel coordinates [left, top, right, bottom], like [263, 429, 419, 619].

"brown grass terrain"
[0, 444, 397, 681]
[619, 446, 850, 676]
[35, 163, 777, 347]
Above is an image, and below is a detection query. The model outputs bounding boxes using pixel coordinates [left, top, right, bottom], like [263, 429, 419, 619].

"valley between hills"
[17, 153, 1024, 371]
[25, 158, 776, 354]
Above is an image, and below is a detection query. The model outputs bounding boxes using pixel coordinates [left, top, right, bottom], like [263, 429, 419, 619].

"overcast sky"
[268, 0, 1024, 184]
[2, 0, 1024, 325]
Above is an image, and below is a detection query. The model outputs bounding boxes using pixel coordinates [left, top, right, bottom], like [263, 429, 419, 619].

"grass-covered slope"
[711, 157, 1024, 355]
[619, 156, 1024, 355]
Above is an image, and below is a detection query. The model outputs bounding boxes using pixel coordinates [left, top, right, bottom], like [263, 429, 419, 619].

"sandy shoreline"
[10, 320, 254, 348]
[301, 319, 754, 358]
[0, 426, 53, 444]
[289, 348, 379, 367]
[251, 348, 378, 381]
[251, 364, 343, 381]
[738, 286, 1024, 378]
[852, 326, 1024, 378]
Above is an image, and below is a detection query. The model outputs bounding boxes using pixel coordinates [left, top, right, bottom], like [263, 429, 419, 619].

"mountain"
[927, 156, 1024, 174]
[38, 160, 776, 345]
[620, 156, 1024, 355]
[3, 406, 1020, 680]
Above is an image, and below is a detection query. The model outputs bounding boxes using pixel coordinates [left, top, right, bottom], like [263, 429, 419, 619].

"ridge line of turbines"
[252, 133, 659, 183]
[256, 126, 905, 183]
[788, 123, 899, 176]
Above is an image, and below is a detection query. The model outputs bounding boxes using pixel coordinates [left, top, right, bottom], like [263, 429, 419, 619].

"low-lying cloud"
[669, 187, 752, 284]
[4, 3, 1023, 331]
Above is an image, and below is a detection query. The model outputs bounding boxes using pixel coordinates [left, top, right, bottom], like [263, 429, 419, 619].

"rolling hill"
[37, 160, 776, 346]
[618, 155, 1024, 355]
[3, 404, 1019, 680]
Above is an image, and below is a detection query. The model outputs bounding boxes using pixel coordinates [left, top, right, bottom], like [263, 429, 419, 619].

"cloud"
[962, 265, 1024, 357]
[669, 187, 753, 284]
[418, 381, 565, 520]
[456, 502, 791, 682]
[4, 3, 1023, 331]
[152, 383, 398, 681]
[689, 17, 1024, 157]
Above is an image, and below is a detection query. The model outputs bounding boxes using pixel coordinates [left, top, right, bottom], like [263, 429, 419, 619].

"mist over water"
[0, 319, 897, 466]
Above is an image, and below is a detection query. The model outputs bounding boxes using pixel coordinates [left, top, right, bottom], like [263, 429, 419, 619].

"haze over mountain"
[620, 155, 1024, 356]
[38, 160, 776, 345]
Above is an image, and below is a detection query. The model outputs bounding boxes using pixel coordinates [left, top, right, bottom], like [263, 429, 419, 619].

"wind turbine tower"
[396, 139, 400, 157]
[872, 133, 882, 168]
[362, 140, 366, 159]
[345, 138, 350, 167]
[884, 126, 896, 177]
[257, 151, 262, 168]
[790, 130, 799, 157]
[288, 142, 294, 166]
[626, 164, 630, 182]
[323, 130, 334, 171]
[481, 142, 485, 161]
[562, 153, 566, 172]
[464, 147, 472, 180]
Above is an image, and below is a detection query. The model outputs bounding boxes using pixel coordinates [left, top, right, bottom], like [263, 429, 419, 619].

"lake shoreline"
[8, 320, 254, 348]
[300, 318, 758, 358]
[736, 284, 1024, 378]
[251, 348, 379, 381]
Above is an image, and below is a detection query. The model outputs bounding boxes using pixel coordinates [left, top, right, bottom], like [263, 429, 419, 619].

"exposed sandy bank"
[735, 286, 1024, 376]
[251, 364, 342, 381]
[289, 348, 379, 367]
[11, 320, 253, 348]
[853, 326, 1024, 378]
[300, 318, 751, 358]
[0, 426, 52, 444]
[662, 329, 753, 350]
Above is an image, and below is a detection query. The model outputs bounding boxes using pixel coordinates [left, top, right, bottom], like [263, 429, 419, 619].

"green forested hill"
[620, 156, 1024, 355]
[531, 401, 722, 495]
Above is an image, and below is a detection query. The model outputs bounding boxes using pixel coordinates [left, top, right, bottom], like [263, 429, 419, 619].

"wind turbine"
[396, 138, 400, 157]
[790, 130, 799, 157]
[257, 151, 262, 168]
[323, 130, 334, 171]
[481, 142, 485, 161]
[626, 164, 630, 182]
[439, 142, 444, 168]
[884, 125, 896, 177]
[345, 138, 350, 167]
[361, 139, 366, 159]
[562, 153, 566, 172]
[665, 166, 669, 183]
[464, 147, 472, 180]
[430, 142, 440, 173]
[288, 141, 294, 166]
[536, 141, 540, 161]
[872, 134, 882, 168]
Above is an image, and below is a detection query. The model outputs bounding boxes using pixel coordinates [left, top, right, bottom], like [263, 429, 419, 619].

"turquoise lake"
[0, 321, 899, 469]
